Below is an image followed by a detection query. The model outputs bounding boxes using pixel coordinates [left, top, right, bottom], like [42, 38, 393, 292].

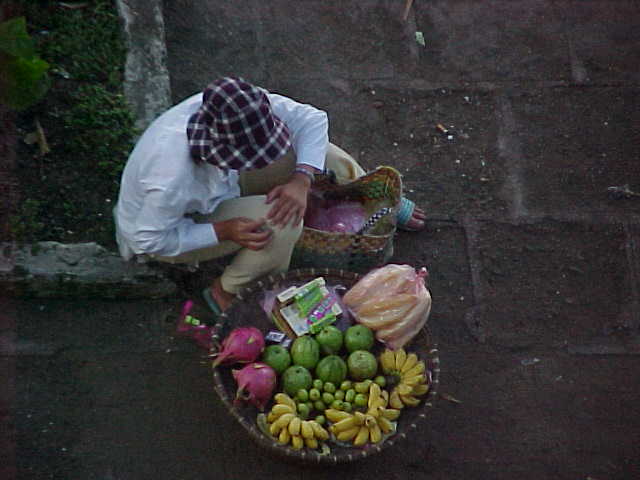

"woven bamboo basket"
[291, 166, 403, 273]
[209, 268, 440, 465]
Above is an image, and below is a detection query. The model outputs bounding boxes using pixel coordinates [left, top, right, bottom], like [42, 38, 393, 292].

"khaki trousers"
[153, 144, 366, 293]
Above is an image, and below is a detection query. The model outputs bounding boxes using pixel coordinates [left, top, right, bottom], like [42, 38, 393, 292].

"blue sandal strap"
[396, 197, 415, 226]
[202, 287, 223, 317]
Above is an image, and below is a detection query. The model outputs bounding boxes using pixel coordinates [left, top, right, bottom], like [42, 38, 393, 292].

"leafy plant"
[10, 0, 136, 248]
[0, 16, 50, 111]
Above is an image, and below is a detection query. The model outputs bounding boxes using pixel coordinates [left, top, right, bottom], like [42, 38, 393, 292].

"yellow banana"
[309, 421, 329, 441]
[269, 421, 282, 436]
[389, 390, 404, 409]
[304, 436, 319, 449]
[397, 383, 414, 396]
[300, 420, 314, 439]
[403, 374, 426, 387]
[368, 405, 385, 418]
[369, 421, 382, 443]
[272, 412, 295, 431]
[399, 394, 421, 407]
[381, 408, 401, 421]
[379, 349, 396, 373]
[336, 425, 360, 442]
[380, 389, 389, 404]
[270, 404, 294, 418]
[332, 415, 357, 433]
[278, 427, 291, 445]
[325, 408, 351, 423]
[353, 425, 370, 446]
[403, 361, 425, 378]
[377, 415, 394, 434]
[288, 416, 302, 436]
[394, 348, 407, 371]
[368, 382, 381, 409]
[353, 411, 367, 425]
[266, 411, 279, 423]
[274, 393, 297, 410]
[400, 352, 419, 374]
[291, 434, 304, 450]
[364, 415, 377, 429]
[412, 383, 430, 396]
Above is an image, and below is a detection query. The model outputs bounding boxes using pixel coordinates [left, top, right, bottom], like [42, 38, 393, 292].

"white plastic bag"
[343, 264, 432, 349]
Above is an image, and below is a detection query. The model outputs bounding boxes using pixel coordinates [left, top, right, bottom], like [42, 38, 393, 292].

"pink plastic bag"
[304, 199, 366, 233]
[343, 264, 432, 349]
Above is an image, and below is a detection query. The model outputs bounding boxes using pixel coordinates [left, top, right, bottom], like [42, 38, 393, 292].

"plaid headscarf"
[186, 77, 292, 171]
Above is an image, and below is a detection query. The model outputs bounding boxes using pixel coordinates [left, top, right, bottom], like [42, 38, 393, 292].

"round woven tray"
[209, 268, 440, 465]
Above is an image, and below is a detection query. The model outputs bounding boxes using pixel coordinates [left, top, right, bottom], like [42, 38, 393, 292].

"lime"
[345, 389, 356, 403]
[296, 389, 309, 403]
[340, 380, 353, 391]
[354, 380, 371, 393]
[315, 325, 343, 355]
[282, 365, 313, 397]
[260, 344, 291, 374]
[374, 375, 387, 388]
[309, 388, 321, 402]
[313, 379, 324, 390]
[315, 415, 326, 425]
[334, 390, 345, 401]
[323, 382, 336, 394]
[344, 325, 375, 353]
[342, 401, 352, 412]
[347, 350, 378, 381]
[314, 400, 326, 411]
[331, 399, 344, 410]
[297, 403, 310, 419]
[354, 393, 367, 407]
[322, 392, 334, 405]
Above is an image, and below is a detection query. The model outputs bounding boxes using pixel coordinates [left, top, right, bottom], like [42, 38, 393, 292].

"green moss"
[11, 0, 136, 249]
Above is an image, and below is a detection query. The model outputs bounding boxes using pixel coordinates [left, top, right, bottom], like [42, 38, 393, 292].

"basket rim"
[209, 267, 440, 465]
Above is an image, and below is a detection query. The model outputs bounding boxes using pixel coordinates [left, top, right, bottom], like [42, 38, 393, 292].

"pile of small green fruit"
[260, 324, 385, 425]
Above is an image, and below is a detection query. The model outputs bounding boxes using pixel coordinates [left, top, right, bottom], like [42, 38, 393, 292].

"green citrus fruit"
[282, 365, 313, 397]
[261, 344, 291, 374]
[354, 393, 367, 407]
[315, 355, 348, 385]
[315, 325, 343, 355]
[290, 335, 320, 369]
[309, 388, 321, 402]
[344, 325, 375, 353]
[347, 350, 378, 381]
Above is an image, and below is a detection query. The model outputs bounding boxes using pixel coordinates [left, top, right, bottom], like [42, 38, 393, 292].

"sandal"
[202, 287, 223, 317]
[396, 197, 425, 232]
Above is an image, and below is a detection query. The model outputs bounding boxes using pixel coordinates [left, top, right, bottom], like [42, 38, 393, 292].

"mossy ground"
[11, 0, 135, 250]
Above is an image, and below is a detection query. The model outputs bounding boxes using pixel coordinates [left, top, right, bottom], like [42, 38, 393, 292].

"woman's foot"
[397, 197, 427, 232]
[205, 277, 235, 313]
[405, 205, 426, 231]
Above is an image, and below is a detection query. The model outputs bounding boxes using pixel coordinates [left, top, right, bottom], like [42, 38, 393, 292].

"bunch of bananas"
[266, 393, 329, 450]
[379, 348, 430, 408]
[327, 383, 401, 446]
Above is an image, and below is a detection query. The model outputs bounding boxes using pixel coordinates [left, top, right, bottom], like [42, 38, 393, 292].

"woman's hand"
[265, 172, 311, 227]
[213, 217, 273, 250]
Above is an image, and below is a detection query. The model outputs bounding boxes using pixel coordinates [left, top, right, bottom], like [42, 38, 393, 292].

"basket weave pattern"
[209, 268, 440, 465]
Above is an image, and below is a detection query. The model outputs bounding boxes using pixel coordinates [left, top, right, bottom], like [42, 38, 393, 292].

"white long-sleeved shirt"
[114, 91, 328, 260]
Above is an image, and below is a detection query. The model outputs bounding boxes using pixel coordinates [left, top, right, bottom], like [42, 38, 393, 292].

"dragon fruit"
[232, 362, 277, 411]
[211, 327, 265, 368]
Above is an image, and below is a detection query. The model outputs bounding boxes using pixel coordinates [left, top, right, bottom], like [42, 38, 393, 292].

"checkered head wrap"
[186, 77, 292, 171]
